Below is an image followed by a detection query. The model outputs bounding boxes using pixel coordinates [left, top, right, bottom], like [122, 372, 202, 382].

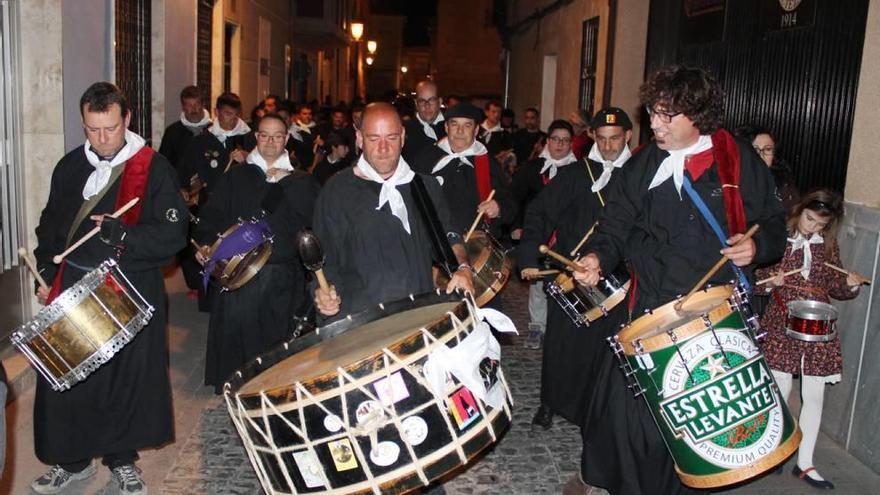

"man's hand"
[37, 286, 49, 305]
[721, 234, 756, 267]
[315, 285, 341, 316]
[520, 267, 540, 280]
[229, 148, 247, 164]
[572, 253, 602, 287]
[446, 267, 475, 295]
[194, 245, 211, 266]
[477, 199, 500, 219]
[846, 271, 871, 287]
[510, 228, 523, 240]
[91, 215, 126, 247]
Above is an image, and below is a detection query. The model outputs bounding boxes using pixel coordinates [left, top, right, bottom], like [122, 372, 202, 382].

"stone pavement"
[4, 270, 880, 494]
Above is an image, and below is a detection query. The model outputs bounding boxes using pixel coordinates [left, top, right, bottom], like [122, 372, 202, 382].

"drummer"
[30, 82, 188, 495]
[194, 113, 320, 393]
[756, 189, 867, 490]
[313, 102, 474, 319]
[571, 65, 787, 495]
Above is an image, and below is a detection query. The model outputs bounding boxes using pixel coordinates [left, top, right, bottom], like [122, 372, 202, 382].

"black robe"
[32, 147, 188, 464]
[411, 146, 517, 241]
[402, 118, 446, 165]
[158, 120, 208, 185]
[516, 159, 619, 426]
[509, 157, 553, 232]
[288, 124, 317, 170]
[580, 135, 786, 495]
[509, 128, 546, 165]
[194, 164, 319, 392]
[182, 130, 256, 201]
[477, 126, 510, 156]
[313, 167, 456, 319]
[312, 156, 351, 186]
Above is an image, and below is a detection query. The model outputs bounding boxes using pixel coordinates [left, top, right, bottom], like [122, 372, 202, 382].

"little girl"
[757, 189, 868, 490]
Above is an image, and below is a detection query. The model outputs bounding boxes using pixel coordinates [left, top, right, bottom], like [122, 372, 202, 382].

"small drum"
[545, 265, 630, 326]
[225, 291, 513, 494]
[609, 285, 801, 489]
[10, 259, 154, 392]
[785, 300, 838, 342]
[435, 231, 511, 307]
[205, 218, 273, 291]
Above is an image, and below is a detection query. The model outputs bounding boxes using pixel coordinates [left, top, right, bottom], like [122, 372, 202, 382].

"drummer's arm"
[446, 238, 475, 295]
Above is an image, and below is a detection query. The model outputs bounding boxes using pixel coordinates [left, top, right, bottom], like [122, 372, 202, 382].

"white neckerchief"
[287, 124, 303, 142]
[294, 120, 316, 134]
[647, 135, 713, 198]
[355, 155, 416, 234]
[480, 121, 502, 143]
[246, 149, 294, 183]
[209, 118, 250, 144]
[417, 112, 445, 141]
[588, 143, 632, 192]
[180, 109, 211, 129]
[788, 232, 824, 280]
[432, 138, 488, 174]
[82, 129, 146, 199]
[537, 146, 577, 180]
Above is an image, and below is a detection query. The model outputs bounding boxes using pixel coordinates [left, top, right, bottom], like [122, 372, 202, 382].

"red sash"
[46, 147, 155, 304]
[474, 154, 492, 202]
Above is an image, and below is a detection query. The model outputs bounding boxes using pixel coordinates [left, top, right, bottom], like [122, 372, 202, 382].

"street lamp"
[350, 22, 364, 41]
[367, 40, 377, 54]
[365, 56, 374, 66]
[401, 66, 408, 73]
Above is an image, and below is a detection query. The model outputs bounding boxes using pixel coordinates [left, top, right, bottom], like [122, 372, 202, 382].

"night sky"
[370, 0, 438, 46]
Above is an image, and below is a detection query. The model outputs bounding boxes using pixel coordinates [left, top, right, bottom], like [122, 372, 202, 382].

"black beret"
[443, 102, 485, 125]
[590, 107, 633, 131]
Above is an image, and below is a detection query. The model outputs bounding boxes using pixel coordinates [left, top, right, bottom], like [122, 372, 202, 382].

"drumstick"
[18, 247, 49, 290]
[52, 197, 140, 264]
[464, 189, 496, 242]
[539, 244, 586, 272]
[824, 262, 872, 285]
[569, 221, 598, 257]
[533, 269, 560, 277]
[223, 150, 241, 173]
[755, 268, 803, 286]
[674, 224, 760, 312]
[314, 269, 331, 291]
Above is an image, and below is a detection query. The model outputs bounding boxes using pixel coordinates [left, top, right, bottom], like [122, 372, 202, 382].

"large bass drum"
[224, 291, 513, 494]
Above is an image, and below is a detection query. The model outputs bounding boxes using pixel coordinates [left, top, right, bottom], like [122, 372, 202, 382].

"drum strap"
[66, 165, 126, 248]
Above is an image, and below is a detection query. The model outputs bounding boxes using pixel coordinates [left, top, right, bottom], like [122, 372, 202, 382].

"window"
[223, 22, 236, 93]
[578, 17, 599, 116]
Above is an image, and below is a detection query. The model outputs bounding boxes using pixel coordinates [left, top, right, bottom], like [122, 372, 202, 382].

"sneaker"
[31, 461, 97, 494]
[112, 464, 148, 494]
[524, 327, 544, 350]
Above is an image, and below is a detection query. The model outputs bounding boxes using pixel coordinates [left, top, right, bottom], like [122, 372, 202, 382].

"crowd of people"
[14, 63, 870, 495]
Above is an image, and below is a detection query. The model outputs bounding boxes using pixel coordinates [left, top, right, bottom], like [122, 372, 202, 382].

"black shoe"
[793, 465, 835, 490]
[531, 404, 554, 430]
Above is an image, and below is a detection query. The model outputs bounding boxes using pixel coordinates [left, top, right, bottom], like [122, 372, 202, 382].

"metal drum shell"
[785, 300, 839, 342]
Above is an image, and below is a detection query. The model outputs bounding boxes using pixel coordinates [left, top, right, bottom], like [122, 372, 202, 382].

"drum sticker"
[658, 328, 785, 469]
[327, 438, 359, 471]
[369, 441, 401, 467]
[323, 414, 344, 433]
[292, 450, 325, 488]
[372, 371, 410, 406]
[355, 400, 384, 424]
[447, 387, 480, 430]
[401, 415, 429, 446]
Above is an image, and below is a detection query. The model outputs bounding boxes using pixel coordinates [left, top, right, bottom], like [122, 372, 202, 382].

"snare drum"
[205, 218, 273, 291]
[10, 259, 154, 391]
[435, 231, 511, 307]
[545, 265, 630, 327]
[785, 300, 838, 342]
[224, 291, 513, 494]
[610, 285, 801, 489]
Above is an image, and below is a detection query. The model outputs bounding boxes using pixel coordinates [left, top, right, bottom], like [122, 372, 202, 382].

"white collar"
[355, 155, 416, 234]
[788, 232, 824, 280]
[588, 143, 632, 192]
[647, 135, 713, 198]
[537, 147, 577, 180]
[417, 112, 445, 140]
[181, 109, 211, 129]
[432, 138, 489, 174]
[246, 149, 294, 182]
[209, 118, 250, 143]
[82, 129, 146, 199]
[294, 120, 316, 133]
[481, 121, 502, 133]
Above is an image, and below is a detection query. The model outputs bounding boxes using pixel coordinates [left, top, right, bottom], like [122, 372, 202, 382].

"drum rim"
[583, 281, 630, 322]
[223, 289, 464, 395]
[785, 328, 838, 342]
[208, 220, 274, 291]
[617, 285, 736, 355]
[785, 299, 839, 321]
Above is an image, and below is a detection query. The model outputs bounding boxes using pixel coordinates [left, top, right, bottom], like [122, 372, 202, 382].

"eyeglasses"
[416, 97, 439, 106]
[645, 105, 681, 124]
[547, 136, 572, 144]
[256, 132, 286, 142]
[753, 146, 775, 157]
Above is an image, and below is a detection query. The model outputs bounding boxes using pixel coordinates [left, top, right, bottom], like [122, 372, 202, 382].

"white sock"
[772, 370, 793, 402]
[797, 375, 827, 481]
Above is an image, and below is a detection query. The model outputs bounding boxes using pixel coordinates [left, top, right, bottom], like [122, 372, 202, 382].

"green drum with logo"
[610, 285, 801, 489]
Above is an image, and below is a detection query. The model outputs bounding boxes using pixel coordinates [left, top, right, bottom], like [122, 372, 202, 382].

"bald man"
[402, 80, 446, 164]
[313, 103, 473, 319]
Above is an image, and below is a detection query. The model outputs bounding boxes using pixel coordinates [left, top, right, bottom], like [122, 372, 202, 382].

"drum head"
[239, 301, 461, 396]
[786, 300, 838, 320]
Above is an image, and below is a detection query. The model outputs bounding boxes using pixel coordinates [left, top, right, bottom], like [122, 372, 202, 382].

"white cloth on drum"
[422, 307, 516, 410]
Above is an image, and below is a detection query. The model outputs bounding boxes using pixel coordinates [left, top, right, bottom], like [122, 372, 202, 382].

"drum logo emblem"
[659, 329, 784, 468]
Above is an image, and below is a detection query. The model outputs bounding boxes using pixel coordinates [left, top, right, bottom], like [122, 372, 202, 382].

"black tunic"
[509, 157, 552, 232]
[32, 147, 188, 464]
[195, 164, 319, 391]
[289, 127, 317, 171]
[580, 135, 786, 495]
[509, 128, 546, 165]
[158, 120, 208, 184]
[182, 130, 256, 200]
[477, 127, 510, 156]
[402, 118, 446, 165]
[313, 168, 456, 319]
[312, 156, 351, 186]
[412, 146, 517, 240]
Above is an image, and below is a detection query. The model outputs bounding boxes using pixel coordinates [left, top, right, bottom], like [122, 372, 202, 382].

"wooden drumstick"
[18, 247, 49, 290]
[52, 197, 140, 264]
[569, 221, 598, 257]
[539, 244, 586, 273]
[823, 261, 872, 284]
[223, 153, 238, 173]
[464, 189, 496, 242]
[533, 269, 560, 277]
[755, 268, 803, 286]
[314, 269, 330, 291]
[674, 224, 760, 312]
